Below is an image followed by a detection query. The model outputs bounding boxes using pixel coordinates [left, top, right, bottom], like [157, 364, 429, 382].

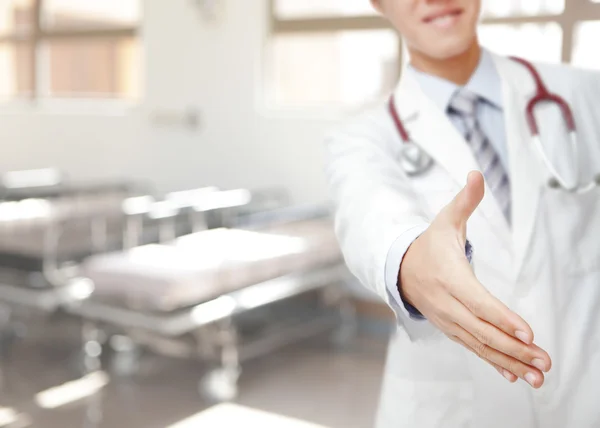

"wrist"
[398, 238, 420, 309]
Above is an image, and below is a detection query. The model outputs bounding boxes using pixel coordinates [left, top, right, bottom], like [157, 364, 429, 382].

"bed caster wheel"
[108, 336, 141, 377]
[199, 369, 239, 402]
[71, 350, 101, 377]
[110, 349, 141, 377]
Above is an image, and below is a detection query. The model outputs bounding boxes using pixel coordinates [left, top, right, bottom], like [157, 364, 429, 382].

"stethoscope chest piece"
[400, 141, 434, 176]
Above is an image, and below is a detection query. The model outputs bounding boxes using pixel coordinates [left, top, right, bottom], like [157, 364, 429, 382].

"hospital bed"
[0, 184, 294, 354]
[0, 185, 252, 300]
[66, 207, 353, 402]
[0, 184, 257, 359]
[0, 182, 148, 355]
[0, 190, 134, 307]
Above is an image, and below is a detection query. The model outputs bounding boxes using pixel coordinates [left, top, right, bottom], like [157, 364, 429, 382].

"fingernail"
[525, 372, 537, 387]
[532, 358, 547, 372]
[515, 330, 531, 344]
[502, 370, 514, 382]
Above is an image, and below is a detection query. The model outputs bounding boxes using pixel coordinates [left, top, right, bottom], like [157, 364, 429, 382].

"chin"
[416, 36, 477, 60]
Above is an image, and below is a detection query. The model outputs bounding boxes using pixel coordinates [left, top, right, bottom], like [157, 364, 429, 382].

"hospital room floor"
[0, 318, 387, 428]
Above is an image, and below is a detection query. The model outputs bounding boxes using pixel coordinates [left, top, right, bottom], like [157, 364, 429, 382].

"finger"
[450, 335, 517, 383]
[450, 297, 551, 372]
[489, 361, 518, 383]
[452, 278, 539, 348]
[442, 171, 485, 229]
[454, 326, 545, 389]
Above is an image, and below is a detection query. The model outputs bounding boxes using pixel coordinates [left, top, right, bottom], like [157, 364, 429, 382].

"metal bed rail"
[0, 278, 92, 312]
[66, 263, 349, 337]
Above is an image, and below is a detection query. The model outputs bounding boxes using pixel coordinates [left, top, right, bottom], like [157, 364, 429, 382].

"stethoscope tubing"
[389, 57, 599, 193]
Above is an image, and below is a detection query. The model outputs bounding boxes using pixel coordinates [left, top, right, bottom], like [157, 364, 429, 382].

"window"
[267, 0, 600, 111]
[266, 0, 397, 111]
[481, 0, 565, 18]
[478, 23, 563, 64]
[571, 20, 600, 69]
[0, 0, 140, 102]
[273, 0, 377, 20]
[266, 29, 398, 109]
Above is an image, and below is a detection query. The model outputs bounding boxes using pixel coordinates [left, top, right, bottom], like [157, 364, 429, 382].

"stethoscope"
[389, 57, 600, 194]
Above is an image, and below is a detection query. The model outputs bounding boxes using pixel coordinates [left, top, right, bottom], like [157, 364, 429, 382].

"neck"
[409, 41, 482, 85]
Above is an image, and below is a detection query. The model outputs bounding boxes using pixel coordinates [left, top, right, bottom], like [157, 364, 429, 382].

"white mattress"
[81, 219, 341, 311]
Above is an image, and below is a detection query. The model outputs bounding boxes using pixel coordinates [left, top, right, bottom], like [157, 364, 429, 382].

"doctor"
[325, 0, 600, 427]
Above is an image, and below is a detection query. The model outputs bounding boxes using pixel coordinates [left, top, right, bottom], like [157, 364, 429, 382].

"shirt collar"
[406, 49, 503, 112]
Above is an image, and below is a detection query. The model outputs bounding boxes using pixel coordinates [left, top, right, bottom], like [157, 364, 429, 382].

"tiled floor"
[0, 319, 387, 428]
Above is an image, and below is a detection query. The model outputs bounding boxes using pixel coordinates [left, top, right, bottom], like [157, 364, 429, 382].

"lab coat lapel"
[492, 54, 545, 278]
[392, 70, 512, 249]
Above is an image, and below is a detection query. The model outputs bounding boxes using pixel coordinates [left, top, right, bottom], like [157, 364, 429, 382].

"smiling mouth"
[423, 9, 464, 28]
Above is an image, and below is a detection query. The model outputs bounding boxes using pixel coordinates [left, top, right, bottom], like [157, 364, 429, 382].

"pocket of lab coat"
[376, 376, 473, 428]
[543, 188, 600, 274]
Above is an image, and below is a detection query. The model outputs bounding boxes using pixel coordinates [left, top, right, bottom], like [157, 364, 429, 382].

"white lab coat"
[324, 53, 600, 428]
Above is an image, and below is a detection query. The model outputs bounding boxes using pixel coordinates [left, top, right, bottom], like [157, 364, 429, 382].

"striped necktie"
[449, 89, 512, 224]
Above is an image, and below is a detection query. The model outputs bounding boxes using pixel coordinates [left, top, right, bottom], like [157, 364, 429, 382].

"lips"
[423, 8, 464, 28]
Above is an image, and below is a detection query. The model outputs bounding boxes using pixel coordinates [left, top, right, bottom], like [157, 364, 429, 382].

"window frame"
[0, 0, 139, 102]
[267, 0, 600, 110]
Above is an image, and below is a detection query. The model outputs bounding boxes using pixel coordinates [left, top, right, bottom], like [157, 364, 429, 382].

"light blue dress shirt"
[385, 50, 507, 318]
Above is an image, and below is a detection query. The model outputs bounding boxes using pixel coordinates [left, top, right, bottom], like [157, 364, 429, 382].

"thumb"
[443, 171, 485, 229]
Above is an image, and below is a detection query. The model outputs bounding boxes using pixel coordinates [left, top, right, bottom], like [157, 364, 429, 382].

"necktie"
[449, 89, 511, 224]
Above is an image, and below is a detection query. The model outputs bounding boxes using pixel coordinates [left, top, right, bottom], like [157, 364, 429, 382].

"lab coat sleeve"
[323, 116, 440, 340]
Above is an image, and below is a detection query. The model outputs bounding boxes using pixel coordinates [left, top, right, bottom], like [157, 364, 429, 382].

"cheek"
[387, 3, 419, 39]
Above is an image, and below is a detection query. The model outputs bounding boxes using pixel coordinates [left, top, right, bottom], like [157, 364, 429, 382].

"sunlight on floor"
[0, 407, 18, 426]
[34, 371, 109, 409]
[166, 403, 329, 428]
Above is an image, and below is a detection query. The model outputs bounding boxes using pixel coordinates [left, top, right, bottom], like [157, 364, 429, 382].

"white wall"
[0, 0, 337, 205]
